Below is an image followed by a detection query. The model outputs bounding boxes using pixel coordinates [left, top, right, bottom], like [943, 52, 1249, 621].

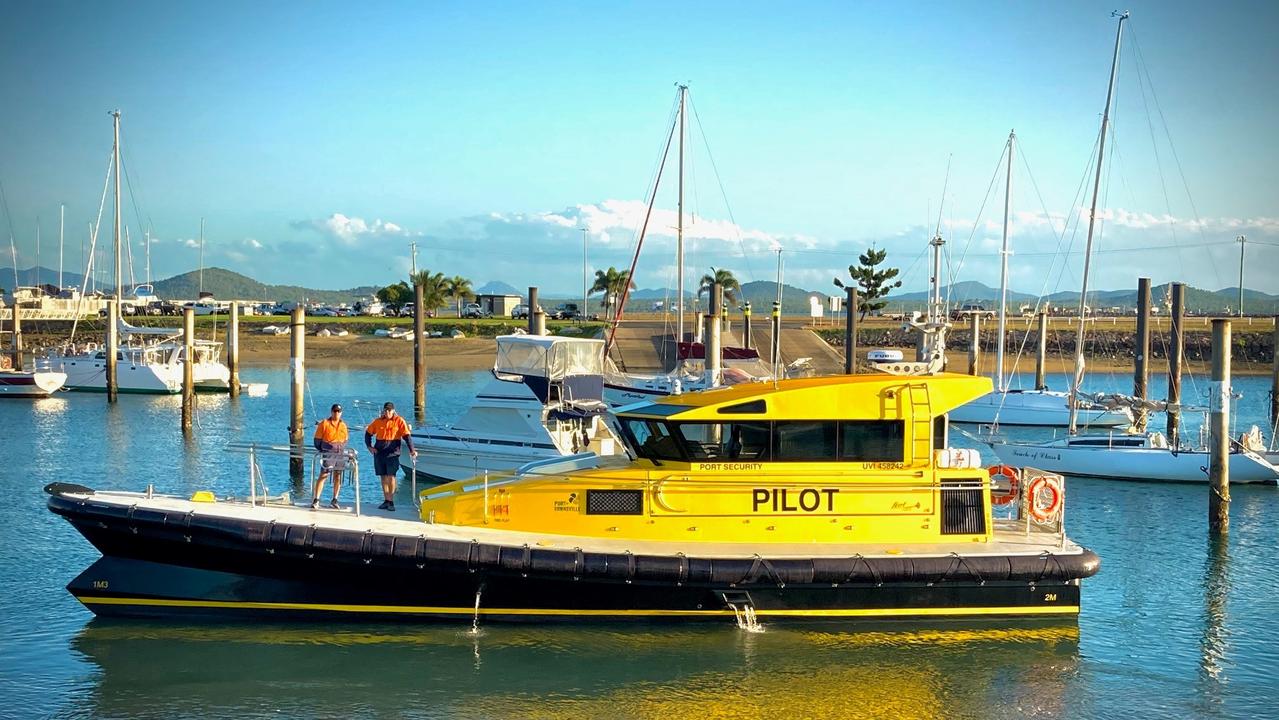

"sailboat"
[47, 111, 238, 394]
[949, 130, 1131, 428]
[602, 85, 772, 407]
[986, 12, 1278, 484]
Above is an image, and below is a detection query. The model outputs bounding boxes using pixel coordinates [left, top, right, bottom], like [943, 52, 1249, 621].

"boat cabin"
[420, 372, 1001, 546]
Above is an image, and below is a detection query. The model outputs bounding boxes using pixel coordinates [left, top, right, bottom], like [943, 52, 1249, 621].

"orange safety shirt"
[314, 418, 349, 444]
[366, 415, 410, 441]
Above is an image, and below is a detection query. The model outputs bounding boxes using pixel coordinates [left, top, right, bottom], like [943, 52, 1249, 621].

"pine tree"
[834, 246, 901, 320]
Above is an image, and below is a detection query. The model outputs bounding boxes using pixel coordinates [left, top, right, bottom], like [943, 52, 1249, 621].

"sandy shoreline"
[235, 334, 1273, 377]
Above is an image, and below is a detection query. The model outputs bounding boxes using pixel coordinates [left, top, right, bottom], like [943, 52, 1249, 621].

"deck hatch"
[585, 490, 643, 515]
[940, 479, 986, 535]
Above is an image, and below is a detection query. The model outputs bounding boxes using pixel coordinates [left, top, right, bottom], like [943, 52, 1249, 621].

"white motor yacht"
[402, 334, 621, 483]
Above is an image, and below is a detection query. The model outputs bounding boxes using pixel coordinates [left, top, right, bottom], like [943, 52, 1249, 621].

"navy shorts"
[373, 453, 400, 476]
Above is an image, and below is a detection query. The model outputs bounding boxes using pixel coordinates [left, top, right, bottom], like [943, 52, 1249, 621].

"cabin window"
[717, 400, 766, 415]
[839, 421, 905, 462]
[933, 415, 947, 450]
[621, 419, 685, 461]
[673, 422, 771, 460]
[773, 422, 838, 461]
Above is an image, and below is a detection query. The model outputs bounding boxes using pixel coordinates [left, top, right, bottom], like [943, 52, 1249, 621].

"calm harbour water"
[1, 367, 1276, 720]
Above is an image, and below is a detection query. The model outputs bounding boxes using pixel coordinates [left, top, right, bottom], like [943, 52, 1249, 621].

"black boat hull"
[50, 492, 1097, 623]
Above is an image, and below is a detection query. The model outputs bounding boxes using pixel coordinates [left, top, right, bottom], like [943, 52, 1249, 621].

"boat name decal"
[696, 462, 764, 472]
[752, 488, 839, 513]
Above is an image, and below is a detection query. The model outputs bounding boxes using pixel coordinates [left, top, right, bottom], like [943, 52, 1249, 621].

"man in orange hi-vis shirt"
[365, 401, 416, 512]
[312, 404, 349, 510]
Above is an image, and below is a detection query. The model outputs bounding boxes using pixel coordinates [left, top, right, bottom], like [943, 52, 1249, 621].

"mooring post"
[742, 302, 752, 350]
[1209, 318, 1231, 536]
[533, 310, 547, 336]
[1134, 278, 1151, 431]
[1034, 311, 1048, 391]
[770, 301, 781, 369]
[413, 282, 425, 420]
[844, 287, 858, 374]
[1271, 315, 1278, 427]
[289, 307, 305, 479]
[968, 314, 981, 376]
[105, 299, 118, 402]
[181, 307, 195, 435]
[707, 283, 723, 387]
[1168, 283, 1185, 448]
[720, 301, 728, 333]
[8, 300, 21, 370]
[527, 286, 538, 335]
[228, 301, 241, 398]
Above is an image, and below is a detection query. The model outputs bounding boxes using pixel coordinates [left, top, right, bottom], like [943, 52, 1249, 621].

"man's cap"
[383, 401, 395, 410]
[331, 403, 342, 412]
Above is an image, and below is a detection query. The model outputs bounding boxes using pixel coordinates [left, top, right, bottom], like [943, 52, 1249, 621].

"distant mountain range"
[5, 265, 1276, 314]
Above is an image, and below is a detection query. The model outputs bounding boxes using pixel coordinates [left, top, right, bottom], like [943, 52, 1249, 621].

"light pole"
[580, 227, 588, 318]
[1237, 235, 1246, 317]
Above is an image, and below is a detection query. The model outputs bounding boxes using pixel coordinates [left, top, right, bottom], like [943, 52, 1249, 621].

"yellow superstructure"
[419, 373, 996, 546]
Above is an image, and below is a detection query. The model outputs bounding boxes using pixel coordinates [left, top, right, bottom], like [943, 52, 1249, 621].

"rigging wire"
[688, 95, 757, 284]
[0, 176, 19, 291]
[1128, 24, 1222, 286]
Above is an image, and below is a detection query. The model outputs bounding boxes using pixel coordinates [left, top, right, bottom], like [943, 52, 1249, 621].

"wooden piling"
[289, 307, 305, 479]
[844, 288, 857, 374]
[227, 301, 240, 397]
[769, 301, 781, 369]
[967, 314, 981, 376]
[1271, 315, 1278, 426]
[742, 302, 752, 350]
[1134, 277, 1151, 431]
[181, 307, 195, 435]
[1168, 283, 1185, 447]
[707, 283, 722, 387]
[1208, 318, 1230, 535]
[533, 311, 547, 336]
[413, 282, 425, 419]
[1034, 311, 1048, 391]
[9, 301, 21, 370]
[105, 299, 118, 402]
[527, 287, 539, 335]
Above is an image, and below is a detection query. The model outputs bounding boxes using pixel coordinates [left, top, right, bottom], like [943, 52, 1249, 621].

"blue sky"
[2, 1, 1276, 298]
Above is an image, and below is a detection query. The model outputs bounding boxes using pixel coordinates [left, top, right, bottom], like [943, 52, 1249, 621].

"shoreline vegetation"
[11, 314, 1276, 376]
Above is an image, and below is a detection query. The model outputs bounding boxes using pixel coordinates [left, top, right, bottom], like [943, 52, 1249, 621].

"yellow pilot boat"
[47, 372, 1098, 623]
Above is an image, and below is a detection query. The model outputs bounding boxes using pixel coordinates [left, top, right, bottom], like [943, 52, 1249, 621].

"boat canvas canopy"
[494, 335, 605, 380]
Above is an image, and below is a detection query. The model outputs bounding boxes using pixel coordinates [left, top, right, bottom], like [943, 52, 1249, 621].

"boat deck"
[62, 490, 1081, 560]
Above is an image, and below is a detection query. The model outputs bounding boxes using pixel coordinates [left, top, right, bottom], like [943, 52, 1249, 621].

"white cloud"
[243, 238, 263, 250]
[292, 213, 409, 246]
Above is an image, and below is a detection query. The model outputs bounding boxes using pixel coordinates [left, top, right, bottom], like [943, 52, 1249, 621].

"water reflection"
[66, 620, 1079, 720]
[1199, 536, 1231, 701]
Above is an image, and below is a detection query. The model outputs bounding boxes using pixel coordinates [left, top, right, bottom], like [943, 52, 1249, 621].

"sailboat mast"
[112, 110, 122, 299]
[145, 229, 151, 286]
[995, 130, 1014, 392]
[58, 204, 64, 289]
[196, 217, 204, 295]
[35, 218, 40, 287]
[676, 84, 687, 343]
[1069, 11, 1128, 435]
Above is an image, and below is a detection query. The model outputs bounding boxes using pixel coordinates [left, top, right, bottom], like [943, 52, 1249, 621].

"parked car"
[511, 303, 530, 320]
[552, 303, 581, 320]
[461, 303, 491, 319]
[949, 304, 997, 321]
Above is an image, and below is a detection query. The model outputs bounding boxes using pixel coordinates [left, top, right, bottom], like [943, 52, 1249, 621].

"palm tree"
[590, 267, 634, 316]
[445, 275, 475, 317]
[410, 270, 449, 315]
[698, 267, 740, 306]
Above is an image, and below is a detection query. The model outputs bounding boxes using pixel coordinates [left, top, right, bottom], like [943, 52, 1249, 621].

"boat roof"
[617, 372, 993, 421]
[494, 334, 605, 379]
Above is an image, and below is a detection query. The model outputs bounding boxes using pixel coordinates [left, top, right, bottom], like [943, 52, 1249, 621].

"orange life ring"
[1027, 474, 1063, 523]
[987, 465, 1020, 506]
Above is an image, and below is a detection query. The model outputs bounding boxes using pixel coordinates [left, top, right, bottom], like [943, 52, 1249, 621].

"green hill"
[151, 268, 379, 304]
